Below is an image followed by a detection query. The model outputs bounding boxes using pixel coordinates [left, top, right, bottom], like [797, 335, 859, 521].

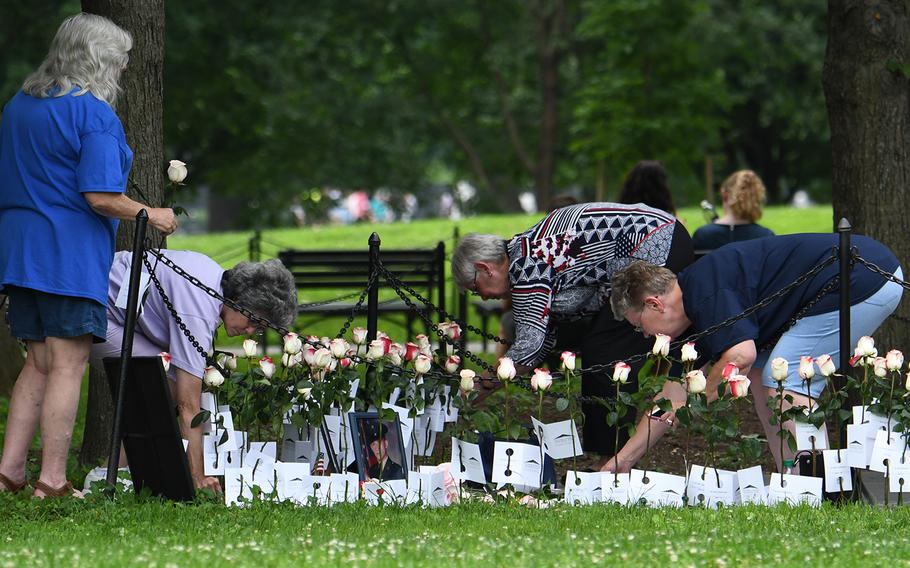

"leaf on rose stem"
[555, 398, 569, 412]
[606, 411, 619, 426]
[190, 409, 211, 429]
[618, 391, 633, 406]
[218, 430, 228, 446]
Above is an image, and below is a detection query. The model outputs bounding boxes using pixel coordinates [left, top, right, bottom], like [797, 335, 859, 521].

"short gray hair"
[451, 233, 508, 289]
[22, 13, 132, 107]
[222, 259, 298, 328]
[610, 261, 677, 320]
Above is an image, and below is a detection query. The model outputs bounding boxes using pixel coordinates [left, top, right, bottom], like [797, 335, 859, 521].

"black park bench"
[278, 243, 448, 338]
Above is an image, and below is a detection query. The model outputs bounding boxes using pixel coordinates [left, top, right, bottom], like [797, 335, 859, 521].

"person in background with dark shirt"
[692, 169, 774, 251]
[618, 160, 676, 216]
[604, 234, 902, 472]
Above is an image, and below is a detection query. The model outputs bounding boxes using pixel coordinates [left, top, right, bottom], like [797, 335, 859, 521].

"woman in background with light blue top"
[0, 13, 176, 498]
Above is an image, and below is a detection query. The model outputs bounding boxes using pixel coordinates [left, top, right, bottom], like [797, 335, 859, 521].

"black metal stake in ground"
[436, 241, 447, 353]
[367, 233, 380, 342]
[837, 218, 852, 448]
[105, 209, 149, 495]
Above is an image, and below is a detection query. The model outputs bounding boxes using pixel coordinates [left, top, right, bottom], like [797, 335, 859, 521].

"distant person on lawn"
[0, 13, 176, 498]
[692, 169, 774, 251]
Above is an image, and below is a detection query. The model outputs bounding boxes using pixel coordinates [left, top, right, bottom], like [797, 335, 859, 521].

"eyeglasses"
[469, 270, 481, 297]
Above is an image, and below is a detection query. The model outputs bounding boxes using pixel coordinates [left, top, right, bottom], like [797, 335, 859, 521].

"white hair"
[451, 233, 508, 289]
[22, 13, 132, 108]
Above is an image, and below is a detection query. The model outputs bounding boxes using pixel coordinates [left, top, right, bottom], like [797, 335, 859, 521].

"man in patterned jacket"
[452, 202, 693, 464]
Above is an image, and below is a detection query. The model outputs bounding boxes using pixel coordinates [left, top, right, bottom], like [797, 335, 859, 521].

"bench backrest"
[278, 245, 445, 297]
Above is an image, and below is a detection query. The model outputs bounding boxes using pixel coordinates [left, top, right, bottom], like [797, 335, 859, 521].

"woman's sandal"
[0, 472, 27, 493]
[33, 480, 78, 498]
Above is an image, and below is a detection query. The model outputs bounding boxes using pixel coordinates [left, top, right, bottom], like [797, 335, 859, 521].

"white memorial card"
[492, 442, 542, 489]
[687, 465, 739, 508]
[601, 472, 630, 505]
[822, 449, 853, 492]
[629, 470, 685, 508]
[564, 471, 602, 505]
[451, 438, 486, 484]
[329, 472, 360, 504]
[363, 479, 407, 505]
[406, 470, 447, 507]
[530, 416, 582, 460]
[767, 473, 822, 506]
[794, 421, 829, 451]
[737, 465, 767, 505]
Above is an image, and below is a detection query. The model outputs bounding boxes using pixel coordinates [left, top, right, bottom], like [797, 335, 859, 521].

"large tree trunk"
[823, 0, 910, 352]
[823, 0, 910, 351]
[534, 0, 565, 211]
[79, 0, 166, 466]
[0, 300, 23, 397]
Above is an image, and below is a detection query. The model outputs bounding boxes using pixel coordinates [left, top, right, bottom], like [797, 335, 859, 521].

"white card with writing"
[203, 435, 227, 476]
[601, 472, 630, 505]
[363, 479, 407, 505]
[564, 471, 602, 505]
[492, 442, 542, 489]
[531, 416, 582, 460]
[853, 405, 889, 432]
[451, 438, 486, 484]
[388, 387, 401, 407]
[443, 386, 459, 423]
[629, 470, 685, 508]
[687, 465, 738, 508]
[737, 466, 767, 505]
[245, 441, 277, 461]
[794, 421, 829, 451]
[767, 473, 822, 506]
[425, 396, 447, 432]
[211, 411, 237, 451]
[889, 456, 910, 493]
[869, 430, 907, 473]
[224, 467, 254, 507]
[275, 463, 317, 504]
[329, 472, 360, 503]
[822, 449, 853, 492]
[846, 424, 869, 468]
[410, 415, 437, 459]
[406, 470, 447, 507]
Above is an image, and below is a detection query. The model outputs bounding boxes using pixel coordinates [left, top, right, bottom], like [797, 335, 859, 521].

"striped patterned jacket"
[505, 202, 678, 367]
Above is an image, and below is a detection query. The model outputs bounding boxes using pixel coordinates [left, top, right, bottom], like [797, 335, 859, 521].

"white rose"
[497, 357, 517, 381]
[652, 334, 671, 357]
[203, 365, 224, 387]
[886, 349, 904, 372]
[727, 374, 750, 399]
[612, 362, 631, 384]
[686, 369, 706, 394]
[459, 369, 476, 393]
[414, 354, 432, 375]
[873, 357, 887, 378]
[223, 354, 237, 371]
[259, 356, 275, 378]
[330, 338, 348, 359]
[297, 387, 313, 400]
[352, 327, 368, 345]
[415, 334, 431, 351]
[167, 159, 187, 183]
[531, 368, 553, 391]
[681, 342, 698, 363]
[798, 356, 815, 381]
[816, 354, 836, 377]
[303, 345, 317, 367]
[282, 352, 302, 368]
[283, 332, 302, 355]
[242, 338, 258, 358]
[314, 348, 333, 369]
[158, 352, 171, 373]
[857, 336, 876, 357]
[367, 339, 386, 360]
[560, 351, 576, 372]
[770, 357, 789, 382]
[445, 355, 461, 374]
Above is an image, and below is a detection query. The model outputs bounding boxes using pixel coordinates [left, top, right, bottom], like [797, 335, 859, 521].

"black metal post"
[367, 233, 380, 342]
[105, 210, 149, 494]
[249, 229, 261, 262]
[452, 225, 468, 350]
[837, 218, 852, 447]
[436, 241, 447, 353]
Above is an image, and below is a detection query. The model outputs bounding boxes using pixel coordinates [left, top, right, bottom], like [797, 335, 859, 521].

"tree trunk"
[534, 0, 564, 211]
[0, 299, 23, 397]
[79, 0, 166, 466]
[823, 0, 910, 350]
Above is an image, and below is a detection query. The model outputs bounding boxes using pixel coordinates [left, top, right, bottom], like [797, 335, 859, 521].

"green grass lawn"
[0, 496, 906, 567]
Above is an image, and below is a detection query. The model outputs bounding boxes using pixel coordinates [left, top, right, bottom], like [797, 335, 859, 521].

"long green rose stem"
[778, 380, 785, 473]
[806, 378, 817, 478]
[885, 370, 897, 506]
[567, 371, 578, 476]
[538, 390, 545, 488]
[614, 381, 620, 486]
[504, 381, 510, 440]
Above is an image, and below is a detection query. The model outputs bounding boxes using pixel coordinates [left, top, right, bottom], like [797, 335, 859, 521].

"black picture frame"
[348, 412, 408, 482]
[313, 419, 342, 475]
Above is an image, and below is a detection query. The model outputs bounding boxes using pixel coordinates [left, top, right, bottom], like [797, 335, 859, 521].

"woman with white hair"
[90, 251, 299, 493]
[0, 13, 176, 498]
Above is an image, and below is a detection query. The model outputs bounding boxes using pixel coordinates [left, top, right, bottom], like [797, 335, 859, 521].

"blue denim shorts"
[5, 285, 107, 343]
[754, 267, 904, 398]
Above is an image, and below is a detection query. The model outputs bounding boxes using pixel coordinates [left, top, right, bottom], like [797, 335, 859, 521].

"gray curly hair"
[222, 259, 298, 328]
[22, 13, 132, 108]
[451, 233, 508, 290]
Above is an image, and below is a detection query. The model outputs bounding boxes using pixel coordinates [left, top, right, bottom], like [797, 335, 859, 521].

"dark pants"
[579, 222, 694, 455]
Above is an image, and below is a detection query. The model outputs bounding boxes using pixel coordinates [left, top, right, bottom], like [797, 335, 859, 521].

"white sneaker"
[82, 466, 133, 493]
